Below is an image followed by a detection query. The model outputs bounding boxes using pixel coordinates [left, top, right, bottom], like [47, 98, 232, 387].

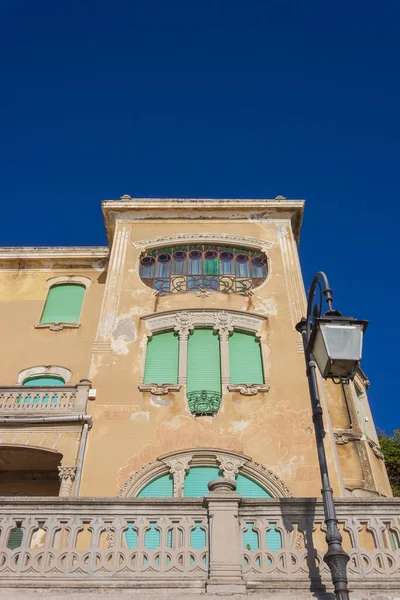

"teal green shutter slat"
[125, 524, 137, 549]
[23, 376, 65, 387]
[7, 527, 23, 550]
[184, 466, 222, 497]
[266, 524, 282, 550]
[191, 522, 206, 549]
[144, 331, 179, 384]
[244, 523, 259, 550]
[229, 331, 264, 385]
[187, 329, 221, 393]
[138, 473, 173, 497]
[145, 523, 160, 549]
[236, 474, 271, 498]
[41, 284, 85, 324]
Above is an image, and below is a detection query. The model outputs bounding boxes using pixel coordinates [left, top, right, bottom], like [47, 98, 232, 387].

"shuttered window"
[41, 284, 86, 324]
[143, 331, 179, 384]
[138, 473, 174, 497]
[184, 466, 222, 497]
[187, 329, 221, 394]
[7, 526, 23, 550]
[236, 474, 271, 498]
[229, 331, 264, 385]
[23, 376, 65, 387]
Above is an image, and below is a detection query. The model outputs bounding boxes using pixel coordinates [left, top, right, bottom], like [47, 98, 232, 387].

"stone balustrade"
[0, 485, 399, 597]
[0, 380, 91, 416]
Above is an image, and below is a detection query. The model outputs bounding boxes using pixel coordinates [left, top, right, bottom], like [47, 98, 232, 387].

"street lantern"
[307, 314, 368, 381]
[296, 271, 369, 600]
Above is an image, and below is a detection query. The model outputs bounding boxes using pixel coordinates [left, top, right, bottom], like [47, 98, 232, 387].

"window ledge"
[35, 322, 80, 331]
[138, 383, 181, 395]
[227, 383, 270, 396]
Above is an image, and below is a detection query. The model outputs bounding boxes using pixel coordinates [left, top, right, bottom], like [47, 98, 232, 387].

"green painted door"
[144, 331, 179, 384]
[41, 284, 85, 323]
[229, 331, 264, 385]
[187, 329, 221, 394]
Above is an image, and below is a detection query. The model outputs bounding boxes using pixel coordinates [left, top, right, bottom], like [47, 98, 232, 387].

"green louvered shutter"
[236, 474, 271, 498]
[144, 331, 179, 384]
[138, 473, 173, 497]
[41, 284, 85, 324]
[187, 329, 221, 394]
[23, 376, 65, 387]
[184, 466, 222, 497]
[266, 524, 282, 550]
[229, 331, 264, 385]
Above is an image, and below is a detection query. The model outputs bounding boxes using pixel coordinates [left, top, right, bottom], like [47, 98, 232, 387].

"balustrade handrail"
[0, 380, 90, 416]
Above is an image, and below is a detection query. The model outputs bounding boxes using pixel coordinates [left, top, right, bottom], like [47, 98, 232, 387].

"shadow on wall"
[0, 445, 62, 496]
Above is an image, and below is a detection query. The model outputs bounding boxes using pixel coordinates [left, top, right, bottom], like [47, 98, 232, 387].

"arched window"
[22, 375, 65, 387]
[139, 244, 267, 295]
[137, 473, 174, 498]
[40, 283, 86, 325]
[143, 331, 179, 385]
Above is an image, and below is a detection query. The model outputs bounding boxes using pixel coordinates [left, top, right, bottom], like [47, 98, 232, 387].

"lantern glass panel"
[312, 323, 364, 379]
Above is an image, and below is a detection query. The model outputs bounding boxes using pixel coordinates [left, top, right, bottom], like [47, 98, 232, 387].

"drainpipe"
[0, 415, 92, 425]
[72, 422, 90, 496]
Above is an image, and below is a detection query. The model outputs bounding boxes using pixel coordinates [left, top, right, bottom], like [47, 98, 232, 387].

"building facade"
[0, 197, 397, 598]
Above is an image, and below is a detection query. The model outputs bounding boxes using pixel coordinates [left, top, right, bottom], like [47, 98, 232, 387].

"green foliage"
[378, 430, 400, 497]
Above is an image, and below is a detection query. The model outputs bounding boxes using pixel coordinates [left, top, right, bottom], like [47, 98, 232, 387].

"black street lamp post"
[296, 272, 368, 600]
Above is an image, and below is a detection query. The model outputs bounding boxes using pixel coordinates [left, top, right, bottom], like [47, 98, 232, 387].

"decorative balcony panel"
[0, 497, 399, 593]
[0, 380, 90, 416]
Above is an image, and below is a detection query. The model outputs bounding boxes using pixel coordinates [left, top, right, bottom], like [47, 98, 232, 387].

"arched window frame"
[35, 276, 92, 331]
[118, 448, 293, 499]
[17, 365, 72, 386]
[138, 309, 270, 398]
[135, 234, 272, 297]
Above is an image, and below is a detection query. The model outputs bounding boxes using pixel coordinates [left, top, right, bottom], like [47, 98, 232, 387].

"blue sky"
[1, 0, 399, 433]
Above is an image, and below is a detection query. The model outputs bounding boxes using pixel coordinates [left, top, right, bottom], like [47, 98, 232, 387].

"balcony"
[0, 480, 399, 597]
[0, 380, 91, 417]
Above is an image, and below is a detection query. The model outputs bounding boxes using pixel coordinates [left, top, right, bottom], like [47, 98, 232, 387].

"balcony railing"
[0, 485, 399, 594]
[0, 379, 91, 416]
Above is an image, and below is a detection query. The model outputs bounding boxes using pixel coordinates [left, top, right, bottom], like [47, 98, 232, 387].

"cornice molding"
[102, 198, 305, 245]
[0, 247, 109, 270]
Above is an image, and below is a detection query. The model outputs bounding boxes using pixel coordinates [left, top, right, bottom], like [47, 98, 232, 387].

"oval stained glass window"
[158, 253, 171, 263]
[139, 244, 267, 296]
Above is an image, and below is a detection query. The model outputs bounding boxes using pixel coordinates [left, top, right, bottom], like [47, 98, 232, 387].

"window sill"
[227, 383, 270, 396]
[138, 384, 181, 395]
[35, 322, 80, 332]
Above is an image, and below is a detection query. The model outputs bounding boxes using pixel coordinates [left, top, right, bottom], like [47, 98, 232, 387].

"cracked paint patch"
[231, 421, 250, 433]
[130, 411, 150, 422]
[111, 316, 136, 355]
[150, 395, 171, 407]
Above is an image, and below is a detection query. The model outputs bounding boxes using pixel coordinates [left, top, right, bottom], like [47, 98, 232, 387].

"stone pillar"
[174, 312, 194, 386]
[214, 311, 233, 393]
[163, 454, 192, 497]
[204, 478, 246, 594]
[75, 379, 91, 412]
[58, 466, 77, 497]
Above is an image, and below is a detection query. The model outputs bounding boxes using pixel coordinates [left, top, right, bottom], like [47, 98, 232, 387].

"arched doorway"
[0, 445, 62, 496]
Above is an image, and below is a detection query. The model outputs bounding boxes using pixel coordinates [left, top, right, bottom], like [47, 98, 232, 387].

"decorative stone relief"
[213, 311, 234, 338]
[163, 455, 193, 497]
[138, 384, 181, 395]
[367, 438, 385, 461]
[216, 454, 248, 481]
[174, 311, 195, 340]
[17, 365, 72, 385]
[58, 466, 77, 497]
[334, 430, 363, 445]
[35, 322, 80, 331]
[132, 232, 275, 251]
[227, 383, 270, 396]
